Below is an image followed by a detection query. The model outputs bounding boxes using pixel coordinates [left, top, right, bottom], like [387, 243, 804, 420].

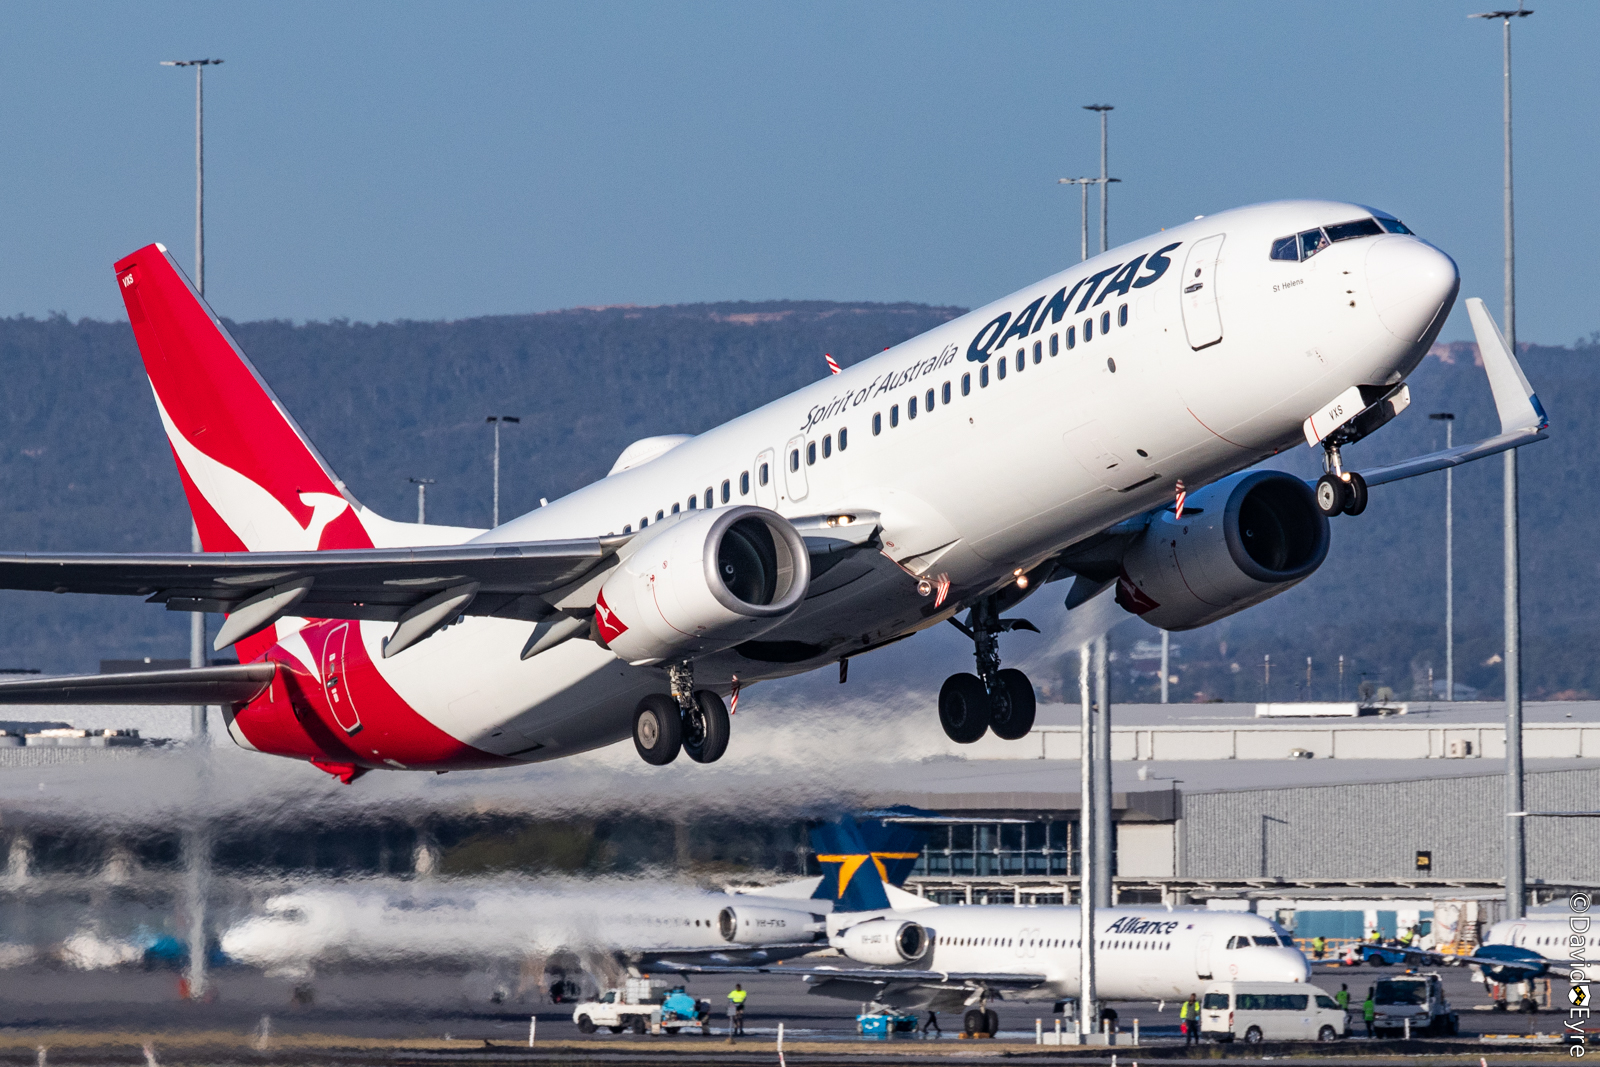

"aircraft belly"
[363, 615, 655, 761]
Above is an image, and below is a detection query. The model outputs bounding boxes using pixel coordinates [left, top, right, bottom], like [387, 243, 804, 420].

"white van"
[1200, 981, 1348, 1043]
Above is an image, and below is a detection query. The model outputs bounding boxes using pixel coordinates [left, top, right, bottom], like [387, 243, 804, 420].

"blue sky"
[0, 1, 1594, 343]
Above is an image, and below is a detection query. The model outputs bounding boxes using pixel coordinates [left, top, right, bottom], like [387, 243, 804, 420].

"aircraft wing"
[650, 960, 1049, 988]
[0, 538, 621, 625]
[1354, 942, 1567, 978]
[0, 663, 278, 706]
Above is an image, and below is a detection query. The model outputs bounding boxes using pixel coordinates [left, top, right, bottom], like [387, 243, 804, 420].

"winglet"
[1465, 297, 1548, 433]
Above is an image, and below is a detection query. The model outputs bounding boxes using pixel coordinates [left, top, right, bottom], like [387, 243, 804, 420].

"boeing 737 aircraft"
[0, 201, 1547, 780]
[662, 839, 1309, 1032]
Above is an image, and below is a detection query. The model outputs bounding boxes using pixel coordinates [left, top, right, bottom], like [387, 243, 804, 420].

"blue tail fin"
[809, 807, 933, 912]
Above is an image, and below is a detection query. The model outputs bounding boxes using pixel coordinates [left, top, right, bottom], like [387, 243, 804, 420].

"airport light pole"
[1058, 178, 1092, 262]
[1430, 414, 1456, 701]
[1083, 105, 1113, 252]
[409, 477, 435, 524]
[163, 58, 222, 741]
[486, 416, 520, 528]
[1077, 643, 1096, 1037]
[1159, 630, 1169, 704]
[1093, 636, 1112, 910]
[1470, 1, 1531, 922]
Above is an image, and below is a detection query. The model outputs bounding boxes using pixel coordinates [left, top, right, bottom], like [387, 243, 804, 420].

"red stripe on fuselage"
[232, 621, 515, 773]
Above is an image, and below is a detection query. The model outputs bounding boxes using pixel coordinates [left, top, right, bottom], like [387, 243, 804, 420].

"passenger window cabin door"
[782, 435, 808, 503]
[322, 622, 364, 736]
[753, 448, 778, 509]
[1180, 234, 1225, 350]
[1195, 934, 1213, 979]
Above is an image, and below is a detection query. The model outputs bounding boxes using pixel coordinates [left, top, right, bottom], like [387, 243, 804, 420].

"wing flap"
[0, 663, 277, 705]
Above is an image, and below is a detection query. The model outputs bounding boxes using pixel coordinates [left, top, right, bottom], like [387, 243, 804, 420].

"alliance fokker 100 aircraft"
[0, 201, 1547, 780]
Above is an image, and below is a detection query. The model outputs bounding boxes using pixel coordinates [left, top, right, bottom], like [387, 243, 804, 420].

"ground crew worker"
[1312, 935, 1327, 960]
[1398, 925, 1416, 947]
[921, 1010, 941, 1035]
[1335, 983, 1351, 1012]
[1362, 989, 1376, 1038]
[1180, 993, 1200, 1045]
[727, 984, 748, 1036]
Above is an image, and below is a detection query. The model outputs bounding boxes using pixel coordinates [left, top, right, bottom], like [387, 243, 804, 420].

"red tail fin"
[114, 244, 373, 554]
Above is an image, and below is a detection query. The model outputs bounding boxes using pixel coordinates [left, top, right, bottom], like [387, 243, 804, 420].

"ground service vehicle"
[1371, 972, 1458, 1037]
[572, 978, 706, 1035]
[1201, 981, 1348, 1043]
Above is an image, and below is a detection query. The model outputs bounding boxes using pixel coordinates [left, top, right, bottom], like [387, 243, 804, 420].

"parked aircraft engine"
[834, 919, 928, 965]
[717, 905, 825, 945]
[1114, 470, 1329, 631]
[595, 506, 810, 666]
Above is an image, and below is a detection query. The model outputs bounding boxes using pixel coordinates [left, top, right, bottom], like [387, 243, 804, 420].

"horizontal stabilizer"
[0, 663, 277, 705]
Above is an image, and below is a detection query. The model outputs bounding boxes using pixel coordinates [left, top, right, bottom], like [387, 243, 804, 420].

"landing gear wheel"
[633, 694, 683, 765]
[990, 669, 1037, 740]
[1343, 471, 1369, 516]
[983, 1008, 1000, 1036]
[683, 690, 730, 764]
[939, 673, 991, 744]
[962, 1008, 984, 1036]
[1315, 473, 1348, 516]
[577, 1014, 597, 1034]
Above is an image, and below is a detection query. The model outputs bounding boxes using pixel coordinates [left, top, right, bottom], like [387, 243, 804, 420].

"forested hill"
[0, 304, 1596, 702]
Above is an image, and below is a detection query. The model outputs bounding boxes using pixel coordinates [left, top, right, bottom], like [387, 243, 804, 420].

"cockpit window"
[1324, 218, 1385, 242]
[1299, 229, 1330, 260]
[1271, 216, 1406, 262]
[1252, 935, 1280, 947]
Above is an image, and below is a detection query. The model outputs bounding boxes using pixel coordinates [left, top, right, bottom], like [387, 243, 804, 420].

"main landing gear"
[940, 599, 1038, 744]
[632, 662, 730, 766]
[1315, 439, 1368, 517]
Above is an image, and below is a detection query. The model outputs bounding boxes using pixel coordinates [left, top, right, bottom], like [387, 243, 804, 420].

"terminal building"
[0, 697, 1594, 956]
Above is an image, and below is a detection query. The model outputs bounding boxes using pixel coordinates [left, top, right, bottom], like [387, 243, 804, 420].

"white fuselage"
[826, 905, 1310, 1008]
[249, 199, 1457, 765]
[1483, 916, 1597, 967]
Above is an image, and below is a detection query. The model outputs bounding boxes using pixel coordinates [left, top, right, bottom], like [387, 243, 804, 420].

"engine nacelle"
[833, 919, 929, 965]
[595, 506, 810, 666]
[717, 905, 825, 945]
[1115, 470, 1329, 631]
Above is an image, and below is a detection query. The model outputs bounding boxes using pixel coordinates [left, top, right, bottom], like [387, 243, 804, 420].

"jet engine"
[1115, 470, 1329, 631]
[834, 919, 929, 965]
[717, 905, 825, 945]
[595, 506, 810, 666]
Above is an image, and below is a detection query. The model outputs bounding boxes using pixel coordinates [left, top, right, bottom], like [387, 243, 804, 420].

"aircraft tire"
[990, 669, 1037, 740]
[576, 1014, 597, 1034]
[633, 695, 683, 765]
[984, 1008, 1000, 1036]
[962, 1008, 984, 1036]
[683, 690, 730, 764]
[1314, 474, 1347, 516]
[1343, 471, 1369, 516]
[939, 673, 991, 744]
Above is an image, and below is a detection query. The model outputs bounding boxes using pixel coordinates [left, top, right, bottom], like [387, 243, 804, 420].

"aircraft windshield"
[1374, 980, 1428, 1005]
[1269, 216, 1411, 262]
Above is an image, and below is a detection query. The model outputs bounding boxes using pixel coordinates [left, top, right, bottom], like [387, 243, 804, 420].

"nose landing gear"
[940, 599, 1038, 743]
[1315, 440, 1369, 517]
[632, 663, 731, 766]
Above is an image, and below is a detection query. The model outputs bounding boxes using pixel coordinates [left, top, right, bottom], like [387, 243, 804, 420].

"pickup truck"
[1370, 972, 1459, 1037]
[572, 978, 708, 1035]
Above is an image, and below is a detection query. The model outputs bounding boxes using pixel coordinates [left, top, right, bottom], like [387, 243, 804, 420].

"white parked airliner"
[0, 201, 1546, 780]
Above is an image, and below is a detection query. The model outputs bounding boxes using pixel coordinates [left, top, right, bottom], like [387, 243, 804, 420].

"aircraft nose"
[1365, 236, 1459, 343]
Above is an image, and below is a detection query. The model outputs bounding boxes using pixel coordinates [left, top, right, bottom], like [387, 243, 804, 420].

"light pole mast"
[163, 58, 222, 740]
[486, 416, 520, 528]
[1083, 105, 1113, 252]
[409, 478, 435, 524]
[1430, 414, 1456, 701]
[1469, 2, 1531, 921]
[1057, 178, 1092, 262]
[1077, 644, 1095, 1037]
